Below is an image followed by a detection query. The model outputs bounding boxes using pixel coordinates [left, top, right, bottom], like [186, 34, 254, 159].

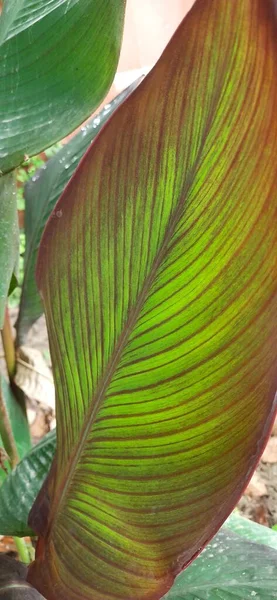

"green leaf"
[28, 1, 277, 599]
[0, 430, 56, 536]
[0, 173, 18, 326]
[163, 529, 277, 600]
[226, 513, 277, 551]
[8, 272, 19, 296]
[0, 433, 9, 486]
[0, 0, 126, 174]
[16, 79, 144, 344]
[0, 376, 31, 464]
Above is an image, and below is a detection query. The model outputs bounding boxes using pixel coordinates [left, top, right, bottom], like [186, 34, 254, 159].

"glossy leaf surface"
[226, 513, 277, 551]
[16, 79, 144, 344]
[0, 430, 56, 535]
[163, 529, 277, 600]
[0, 173, 18, 326]
[0, 0, 126, 173]
[29, 1, 277, 599]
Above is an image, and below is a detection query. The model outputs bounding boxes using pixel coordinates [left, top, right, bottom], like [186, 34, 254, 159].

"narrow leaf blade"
[0, 377, 31, 462]
[28, 1, 277, 599]
[0, 173, 18, 326]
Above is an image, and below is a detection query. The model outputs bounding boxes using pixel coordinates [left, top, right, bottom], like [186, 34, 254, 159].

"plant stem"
[0, 307, 19, 467]
[1, 307, 16, 380]
[0, 309, 32, 561]
[0, 386, 19, 468]
[14, 537, 31, 564]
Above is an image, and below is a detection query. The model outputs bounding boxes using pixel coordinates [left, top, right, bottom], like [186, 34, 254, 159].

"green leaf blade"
[0, 430, 56, 536]
[16, 79, 144, 344]
[0, 377, 31, 462]
[28, 1, 277, 599]
[0, 173, 18, 326]
[0, 0, 126, 173]
[163, 529, 277, 600]
[226, 513, 277, 551]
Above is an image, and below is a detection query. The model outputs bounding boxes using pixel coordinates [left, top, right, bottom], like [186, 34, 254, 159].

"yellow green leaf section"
[28, 1, 277, 599]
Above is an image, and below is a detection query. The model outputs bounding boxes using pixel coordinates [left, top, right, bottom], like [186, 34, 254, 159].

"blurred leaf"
[0, 376, 31, 464]
[29, 1, 277, 599]
[8, 272, 19, 296]
[0, 0, 126, 173]
[163, 529, 277, 600]
[0, 173, 18, 326]
[226, 513, 277, 551]
[0, 439, 9, 485]
[0, 430, 56, 536]
[16, 78, 144, 343]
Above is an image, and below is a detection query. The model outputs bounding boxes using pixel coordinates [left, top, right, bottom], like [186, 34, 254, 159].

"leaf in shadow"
[0, 555, 45, 599]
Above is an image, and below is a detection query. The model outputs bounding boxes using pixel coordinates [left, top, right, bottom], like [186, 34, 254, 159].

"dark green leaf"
[164, 529, 277, 600]
[226, 513, 277, 551]
[8, 273, 19, 297]
[0, 0, 126, 173]
[0, 173, 18, 326]
[0, 376, 31, 465]
[16, 79, 144, 343]
[0, 430, 56, 536]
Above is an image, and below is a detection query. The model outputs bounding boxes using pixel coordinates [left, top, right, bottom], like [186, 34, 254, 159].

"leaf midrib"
[50, 68, 222, 529]
[51, 194, 188, 525]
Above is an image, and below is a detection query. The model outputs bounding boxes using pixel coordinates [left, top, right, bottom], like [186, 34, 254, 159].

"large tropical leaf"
[16, 79, 144, 344]
[0, 430, 56, 536]
[0, 173, 18, 326]
[163, 529, 277, 600]
[0, 0, 126, 174]
[28, 1, 277, 599]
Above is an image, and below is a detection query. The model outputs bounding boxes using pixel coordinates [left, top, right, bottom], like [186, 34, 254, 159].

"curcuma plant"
[0, 0, 277, 599]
